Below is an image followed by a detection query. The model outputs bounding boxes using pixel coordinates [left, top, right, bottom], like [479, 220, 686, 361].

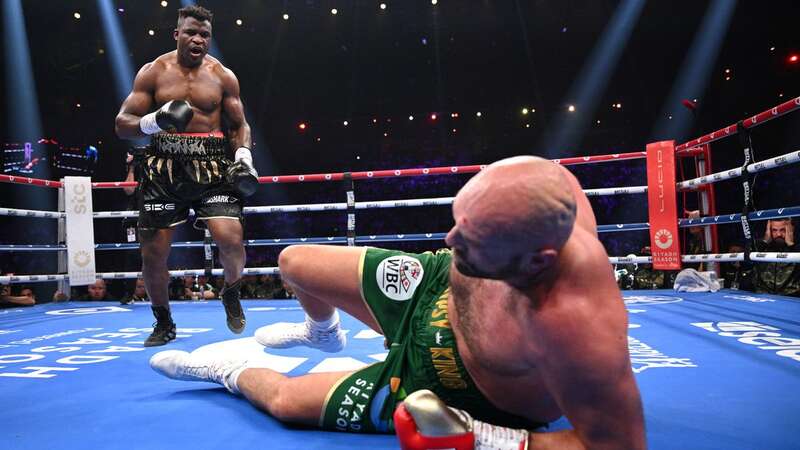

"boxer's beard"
[453, 251, 521, 280]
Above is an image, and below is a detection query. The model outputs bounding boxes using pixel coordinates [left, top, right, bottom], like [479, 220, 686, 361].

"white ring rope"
[8, 252, 800, 285]
[0, 207, 65, 219]
[0, 266, 280, 285]
[677, 148, 800, 189]
[610, 252, 800, 265]
[0, 186, 650, 221]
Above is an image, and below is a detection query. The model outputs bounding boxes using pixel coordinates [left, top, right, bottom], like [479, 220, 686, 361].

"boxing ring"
[1, 292, 799, 449]
[3, 97, 800, 449]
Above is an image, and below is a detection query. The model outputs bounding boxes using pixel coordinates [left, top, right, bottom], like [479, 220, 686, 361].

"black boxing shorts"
[137, 131, 243, 230]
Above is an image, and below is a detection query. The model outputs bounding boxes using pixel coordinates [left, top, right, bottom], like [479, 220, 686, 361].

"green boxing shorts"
[319, 247, 540, 433]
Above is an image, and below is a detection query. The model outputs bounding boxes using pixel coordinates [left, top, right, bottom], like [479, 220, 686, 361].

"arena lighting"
[476, 111, 482, 117]
[430, 113, 438, 120]
[380, 3, 387, 10]
[3, 0, 51, 206]
[431, 0, 438, 5]
[161, 1, 168, 7]
[96, 0, 136, 103]
[568, 105, 576, 112]
[73, 11, 81, 19]
[343, 120, 349, 126]
[148, 29, 155, 36]
[283, 13, 289, 20]
[408, 115, 414, 121]
[236, 19, 242, 26]
[540, 0, 645, 156]
[522, 107, 529, 115]
[331, 9, 338, 15]
[650, 0, 736, 142]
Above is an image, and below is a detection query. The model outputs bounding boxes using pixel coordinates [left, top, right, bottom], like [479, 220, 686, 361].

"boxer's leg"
[150, 349, 352, 427]
[205, 217, 247, 334]
[140, 227, 177, 346]
[237, 368, 351, 426]
[255, 245, 377, 352]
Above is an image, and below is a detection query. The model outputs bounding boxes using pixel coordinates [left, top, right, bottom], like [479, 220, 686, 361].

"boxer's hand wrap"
[394, 389, 529, 450]
[225, 147, 259, 197]
[139, 100, 194, 135]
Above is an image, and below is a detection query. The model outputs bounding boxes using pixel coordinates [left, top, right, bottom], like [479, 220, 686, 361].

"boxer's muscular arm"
[221, 68, 252, 150]
[115, 63, 158, 139]
[530, 299, 646, 450]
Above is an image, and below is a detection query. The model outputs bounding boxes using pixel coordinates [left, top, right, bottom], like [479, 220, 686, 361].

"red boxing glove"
[394, 389, 528, 450]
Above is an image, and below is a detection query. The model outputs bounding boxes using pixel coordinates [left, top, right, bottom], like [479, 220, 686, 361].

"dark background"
[2, 0, 799, 295]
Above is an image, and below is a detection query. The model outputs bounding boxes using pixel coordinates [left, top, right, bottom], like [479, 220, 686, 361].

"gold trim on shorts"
[357, 247, 384, 335]
[319, 372, 355, 428]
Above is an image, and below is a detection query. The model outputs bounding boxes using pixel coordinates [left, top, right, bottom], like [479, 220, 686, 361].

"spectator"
[197, 276, 217, 299]
[271, 278, 295, 299]
[240, 275, 259, 299]
[79, 279, 114, 301]
[1, 282, 36, 307]
[181, 275, 215, 300]
[683, 210, 707, 271]
[633, 246, 669, 289]
[254, 275, 277, 298]
[213, 276, 225, 295]
[753, 218, 800, 296]
[121, 278, 149, 305]
[720, 243, 754, 290]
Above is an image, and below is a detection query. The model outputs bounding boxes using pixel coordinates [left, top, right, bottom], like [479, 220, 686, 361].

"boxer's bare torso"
[450, 227, 627, 423]
[446, 166, 644, 446]
[140, 51, 230, 132]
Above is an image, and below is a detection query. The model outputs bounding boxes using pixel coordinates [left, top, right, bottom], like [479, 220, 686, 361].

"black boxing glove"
[225, 147, 259, 197]
[139, 100, 194, 134]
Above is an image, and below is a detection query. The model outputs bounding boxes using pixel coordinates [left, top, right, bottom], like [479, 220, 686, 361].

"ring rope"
[0, 266, 280, 285]
[610, 252, 800, 265]
[7, 251, 800, 285]
[1, 203, 797, 252]
[676, 96, 800, 152]
[677, 148, 800, 190]
[0, 187, 651, 221]
[597, 205, 800, 233]
[0, 151, 649, 191]
[4, 205, 800, 252]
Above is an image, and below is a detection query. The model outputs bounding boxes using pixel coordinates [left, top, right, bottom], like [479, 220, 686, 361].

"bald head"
[457, 156, 576, 250]
[446, 156, 577, 281]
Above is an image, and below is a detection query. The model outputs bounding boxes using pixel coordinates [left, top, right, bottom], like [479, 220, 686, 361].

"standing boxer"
[115, 5, 258, 346]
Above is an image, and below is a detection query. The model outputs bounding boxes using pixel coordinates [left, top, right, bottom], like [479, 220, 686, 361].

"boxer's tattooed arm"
[221, 68, 252, 151]
[116, 62, 158, 139]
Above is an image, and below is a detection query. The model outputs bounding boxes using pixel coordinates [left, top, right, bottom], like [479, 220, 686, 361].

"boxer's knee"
[277, 245, 311, 281]
[140, 237, 171, 268]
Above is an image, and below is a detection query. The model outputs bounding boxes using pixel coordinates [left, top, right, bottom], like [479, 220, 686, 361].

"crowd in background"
[617, 217, 800, 297]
